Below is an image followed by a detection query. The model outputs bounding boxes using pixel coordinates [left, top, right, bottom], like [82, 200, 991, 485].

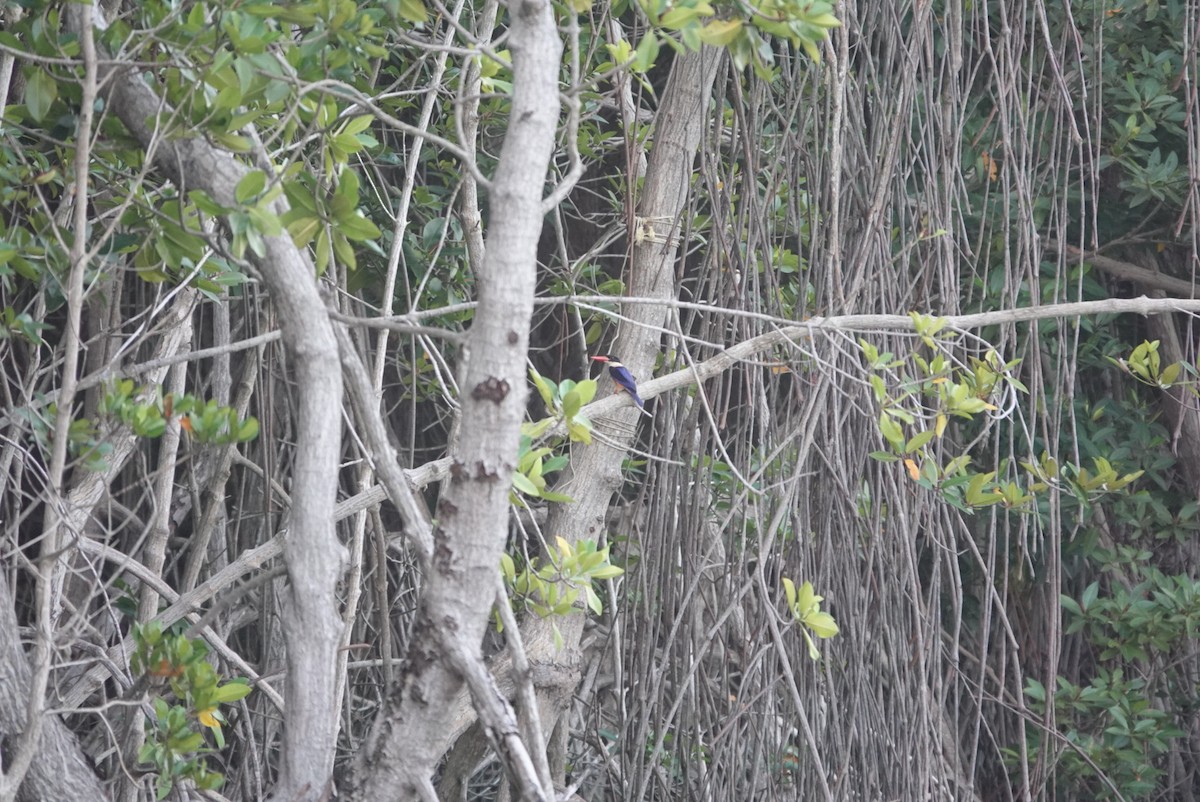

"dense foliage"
[0, 0, 1197, 799]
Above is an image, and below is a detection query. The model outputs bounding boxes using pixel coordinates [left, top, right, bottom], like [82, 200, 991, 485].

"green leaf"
[250, 204, 286, 237]
[212, 681, 253, 703]
[339, 115, 374, 137]
[338, 214, 381, 242]
[236, 170, 267, 204]
[905, 429, 935, 454]
[879, 414, 904, 450]
[661, 5, 706, 29]
[174, 732, 205, 753]
[806, 610, 840, 638]
[331, 231, 352, 268]
[315, 227, 331, 275]
[1060, 594, 1082, 617]
[698, 18, 742, 46]
[213, 83, 243, 111]
[238, 418, 259, 441]
[522, 418, 554, 439]
[807, 12, 841, 28]
[24, 68, 56, 123]
[966, 471, 1002, 506]
[585, 586, 602, 615]
[563, 389, 583, 419]
[398, 0, 427, 23]
[1160, 362, 1181, 386]
[591, 564, 624, 580]
[632, 32, 660, 72]
[287, 216, 321, 248]
[284, 180, 320, 214]
[567, 420, 592, 444]
[512, 472, 540, 496]
[530, 368, 556, 409]
[210, 131, 253, 152]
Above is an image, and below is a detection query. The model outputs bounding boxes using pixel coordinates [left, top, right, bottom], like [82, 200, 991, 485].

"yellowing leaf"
[980, 151, 999, 181]
[198, 708, 219, 729]
[794, 580, 821, 615]
[904, 458, 920, 481]
[480, 50, 511, 79]
[605, 39, 634, 65]
[803, 630, 821, 660]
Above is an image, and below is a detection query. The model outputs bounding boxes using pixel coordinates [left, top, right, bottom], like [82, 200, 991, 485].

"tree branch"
[65, 3, 346, 799]
[346, 0, 562, 796]
[0, 12, 100, 798]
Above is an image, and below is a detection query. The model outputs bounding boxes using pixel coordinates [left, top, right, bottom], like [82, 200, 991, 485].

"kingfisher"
[590, 355, 646, 410]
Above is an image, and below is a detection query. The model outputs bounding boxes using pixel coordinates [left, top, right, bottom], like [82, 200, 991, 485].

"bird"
[590, 355, 646, 410]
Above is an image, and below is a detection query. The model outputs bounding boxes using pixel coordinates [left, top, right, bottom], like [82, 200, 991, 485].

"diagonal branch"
[65, 4, 346, 800]
[346, 0, 563, 796]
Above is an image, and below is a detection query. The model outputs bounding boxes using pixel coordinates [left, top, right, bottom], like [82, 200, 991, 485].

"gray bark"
[521, 44, 724, 772]
[0, 572, 111, 802]
[0, 292, 192, 801]
[346, 0, 562, 798]
[65, 4, 347, 801]
[413, 46, 725, 785]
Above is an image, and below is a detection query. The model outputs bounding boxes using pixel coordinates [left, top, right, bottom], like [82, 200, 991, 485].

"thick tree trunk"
[525, 45, 724, 778]
[422, 49, 724, 792]
[0, 573, 110, 802]
[345, 1, 562, 798]
[65, 4, 346, 800]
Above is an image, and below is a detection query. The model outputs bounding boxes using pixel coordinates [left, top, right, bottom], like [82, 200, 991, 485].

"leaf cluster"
[499, 537, 624, 649]
[102, 380, 260, 445]
[862, 320, 1032, 511]
[131, 622, 253, 800]
[602, 0, 837, 79]
[781, 577, 839, 660]
[1014, 562, 1199, 799]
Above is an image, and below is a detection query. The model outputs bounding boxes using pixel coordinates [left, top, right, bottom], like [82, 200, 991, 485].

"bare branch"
[0, 9, 100, 799]
[347, 0, 563, 795]
[64, 3, 347, 798]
